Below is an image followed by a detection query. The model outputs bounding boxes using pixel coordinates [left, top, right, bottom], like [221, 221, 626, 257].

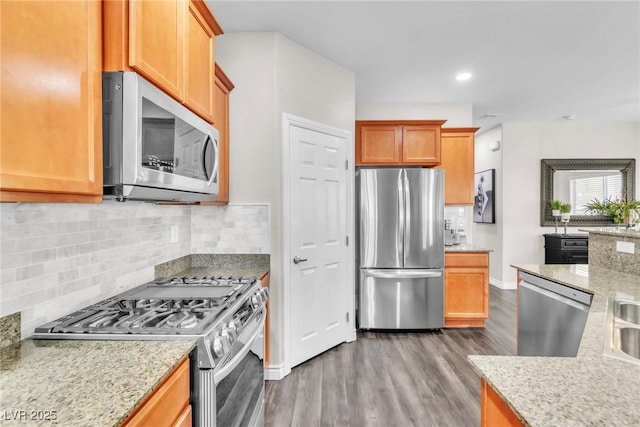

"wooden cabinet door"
[438, 128, 478, 205]
[184, 0, 215, 122]
[481, 379, 524, 427]
[444, 252, 489, 327]
[402, 125, 441, 165]
[123, 357, 190, 427]
[356, 124, 402, 165]
[444, 267, 489, 326]
[0, 0, 102, 203]
[129, 0, 185, 100]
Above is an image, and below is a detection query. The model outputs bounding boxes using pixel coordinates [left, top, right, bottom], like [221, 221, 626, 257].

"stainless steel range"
[34, 276, 269, 427]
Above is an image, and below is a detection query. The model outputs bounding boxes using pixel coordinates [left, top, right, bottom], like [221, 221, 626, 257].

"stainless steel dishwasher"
[517, 271, 593, 356]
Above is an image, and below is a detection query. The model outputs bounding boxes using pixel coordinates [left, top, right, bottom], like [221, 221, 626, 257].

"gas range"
[34, 275, 268, 368]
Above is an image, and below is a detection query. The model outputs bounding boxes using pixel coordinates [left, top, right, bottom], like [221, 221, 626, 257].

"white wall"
[473, 126, 504, 286]
[215, 32, 356, 368]
[0, 201, 269, 337]
[357, 103, 472, 127]
[477, 122, 640, 286]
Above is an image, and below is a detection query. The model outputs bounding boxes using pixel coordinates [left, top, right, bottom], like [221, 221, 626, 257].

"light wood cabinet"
[201, 65, 234, 205]
[184, 1, 217, 122]
[481, 379, 524, 427]
[0, 0, 103, 203]
[355, 120, 446, 166]
[104, 0, 222, 123]
[129, 0, 184, 100]
[444, 252, 489, 327]
[436, 127, 479, 205]
[123, 357, 191, 427]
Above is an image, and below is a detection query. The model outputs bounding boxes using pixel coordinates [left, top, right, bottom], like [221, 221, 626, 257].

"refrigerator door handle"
[397, 170, 405, 258]
[364, 269, 443, 279]
[402, 169, 410, 266]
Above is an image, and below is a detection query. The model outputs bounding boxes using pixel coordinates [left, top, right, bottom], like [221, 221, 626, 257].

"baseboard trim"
[490, 277, 517, 290]
[265, 363, 289, 381]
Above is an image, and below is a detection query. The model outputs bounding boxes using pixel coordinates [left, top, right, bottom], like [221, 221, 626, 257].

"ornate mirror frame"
[540, 158, 636, 226]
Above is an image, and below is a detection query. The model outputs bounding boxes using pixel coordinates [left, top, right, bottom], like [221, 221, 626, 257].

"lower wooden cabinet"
[481, 379, 524, 427]
[444, 252, 489, 327]
[123, 357, 190, 427]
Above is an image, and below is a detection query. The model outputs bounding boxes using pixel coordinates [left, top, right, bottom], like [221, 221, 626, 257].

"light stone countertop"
[468, 264, 640, 427]
[0, 340, 195, 426]
[580, 227, 640, 238]
[155, 254, 270, 281]
[444, 243, 492, 252]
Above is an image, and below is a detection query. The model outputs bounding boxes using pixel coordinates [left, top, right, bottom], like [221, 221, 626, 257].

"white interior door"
[288, 121, 351, 368]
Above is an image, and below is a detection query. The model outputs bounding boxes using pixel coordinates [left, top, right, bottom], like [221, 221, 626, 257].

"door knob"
[293, 256, 308, 264]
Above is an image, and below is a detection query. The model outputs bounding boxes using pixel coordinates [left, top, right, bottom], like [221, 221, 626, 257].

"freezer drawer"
[359, 269, 444, 329]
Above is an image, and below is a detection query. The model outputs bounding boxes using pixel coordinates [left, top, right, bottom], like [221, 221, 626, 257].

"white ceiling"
[207, 1, 640, 129]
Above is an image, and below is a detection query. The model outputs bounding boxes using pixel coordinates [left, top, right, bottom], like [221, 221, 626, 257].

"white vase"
[561, 212, 571, 221]
[552, 210, 561, 217]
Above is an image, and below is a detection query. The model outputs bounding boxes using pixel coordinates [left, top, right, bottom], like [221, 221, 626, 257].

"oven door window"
[141, 98, 213, 182]
[216, 334, 264, 426]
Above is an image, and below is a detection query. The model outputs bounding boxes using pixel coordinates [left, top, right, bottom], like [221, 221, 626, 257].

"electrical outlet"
[170, 225, 179, 243]
[616, 240, 635, 254]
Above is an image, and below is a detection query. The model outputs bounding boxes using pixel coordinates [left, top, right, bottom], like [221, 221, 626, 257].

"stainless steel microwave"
[103, 72, 219, 202]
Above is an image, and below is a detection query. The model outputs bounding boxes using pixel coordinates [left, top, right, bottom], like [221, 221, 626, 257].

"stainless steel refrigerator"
[357, 168, 444, 330]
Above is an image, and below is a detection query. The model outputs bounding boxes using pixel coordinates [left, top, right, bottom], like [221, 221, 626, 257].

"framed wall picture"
[474, 169, 495, 224]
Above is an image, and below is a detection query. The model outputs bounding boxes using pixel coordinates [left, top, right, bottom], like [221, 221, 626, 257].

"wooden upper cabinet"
[437, 127, 479, 205]
[129, 0, 184, 100]
[402, 125, 441, 164]
[184, 0, 217, 122]
[357, 124, 402, 164]
[0, 0, 102, 203]
[355, 120, 446, 166]
[200, 65, 234, 205]
[104, 0, 222, 123]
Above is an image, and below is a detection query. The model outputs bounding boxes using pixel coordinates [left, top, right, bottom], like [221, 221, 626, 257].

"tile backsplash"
[0, 201, 269, 337]
[191, 205, 269, 254]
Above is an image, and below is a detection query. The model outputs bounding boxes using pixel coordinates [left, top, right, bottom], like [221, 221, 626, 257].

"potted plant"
[550, 200, 563, 217]
[560, 203, 571, 221]
[585, 197, 640, 226]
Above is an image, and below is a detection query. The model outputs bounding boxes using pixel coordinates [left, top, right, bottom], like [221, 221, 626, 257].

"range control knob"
[212, 336, 225, 358]
[228, 319, 241, 337]
[261, 288, 269, 300]
[251, 295, 260, 308]
[222, 328, 235, 347]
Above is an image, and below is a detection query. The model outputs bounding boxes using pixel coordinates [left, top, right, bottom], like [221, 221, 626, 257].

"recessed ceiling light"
[562, 115, 576, 120]
[456, 72, 472, 81]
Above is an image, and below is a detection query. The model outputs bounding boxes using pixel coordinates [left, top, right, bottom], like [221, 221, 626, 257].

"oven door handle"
[214, 306, 266, 385]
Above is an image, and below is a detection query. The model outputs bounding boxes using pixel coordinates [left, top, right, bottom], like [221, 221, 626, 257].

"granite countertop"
[0, 339, 195, 426]
[468, 264, 640, 426]
[445, 243, 492, 252]
[155, 254, 270, 281]
[580, 227, 640, 238]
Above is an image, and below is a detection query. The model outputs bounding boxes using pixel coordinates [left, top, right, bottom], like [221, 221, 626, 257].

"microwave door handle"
[202, 135, 219, 184]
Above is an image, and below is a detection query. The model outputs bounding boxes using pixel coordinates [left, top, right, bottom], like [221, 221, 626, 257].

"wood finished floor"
[265, 286, 516, 427]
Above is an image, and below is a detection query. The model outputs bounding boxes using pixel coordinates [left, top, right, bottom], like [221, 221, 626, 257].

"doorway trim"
[281, 113, 356, 378]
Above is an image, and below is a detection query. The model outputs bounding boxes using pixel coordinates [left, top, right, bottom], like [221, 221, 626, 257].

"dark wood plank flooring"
[265, 286, 516, 427]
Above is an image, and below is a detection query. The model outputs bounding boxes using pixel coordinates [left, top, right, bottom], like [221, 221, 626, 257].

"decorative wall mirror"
[540, 158, 636, 226]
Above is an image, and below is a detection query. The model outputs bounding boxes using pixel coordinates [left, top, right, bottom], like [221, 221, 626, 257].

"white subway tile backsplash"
[0, 200, 269, 338]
